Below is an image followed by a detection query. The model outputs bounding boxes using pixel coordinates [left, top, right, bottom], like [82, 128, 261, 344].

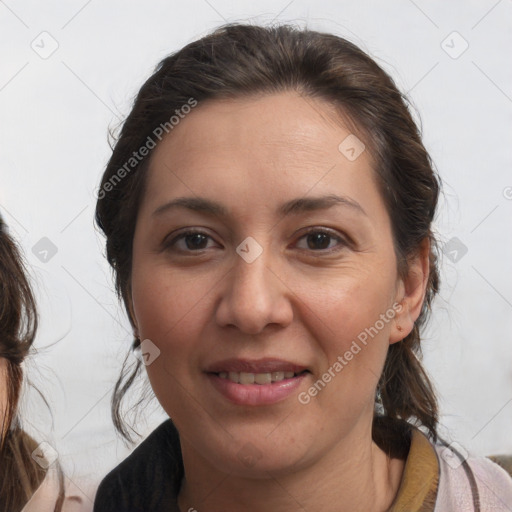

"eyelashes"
[167, 230, 218, 252]
[163, 227, 350, 255]
[295, 229, 345, 251]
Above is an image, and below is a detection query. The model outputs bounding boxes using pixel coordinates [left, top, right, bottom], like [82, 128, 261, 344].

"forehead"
[140, 92, 383, 219]
[151, 92, 368, 169]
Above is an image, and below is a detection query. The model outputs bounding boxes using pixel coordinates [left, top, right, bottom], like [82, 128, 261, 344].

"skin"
[130, 92, 429, 512]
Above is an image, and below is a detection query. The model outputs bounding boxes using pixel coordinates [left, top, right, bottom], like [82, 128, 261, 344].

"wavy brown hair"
[0, 215, 64, 511]
[95, 23, 440, 444]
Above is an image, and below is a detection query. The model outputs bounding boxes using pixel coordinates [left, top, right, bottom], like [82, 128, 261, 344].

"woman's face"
[130, 92, 420, 475]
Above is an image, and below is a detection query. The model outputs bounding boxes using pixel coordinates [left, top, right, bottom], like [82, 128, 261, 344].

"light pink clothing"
[434, 444, 512, 511]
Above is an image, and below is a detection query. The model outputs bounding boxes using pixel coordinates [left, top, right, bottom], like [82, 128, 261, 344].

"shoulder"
[433, 442, 512, 511]
[21, 467, 61, 512]
[93, 420, 183, 512]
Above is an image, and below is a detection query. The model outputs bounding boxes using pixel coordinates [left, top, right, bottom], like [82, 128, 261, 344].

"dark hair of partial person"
[0, 215, 64, 512]
[95, 22, 441, 445]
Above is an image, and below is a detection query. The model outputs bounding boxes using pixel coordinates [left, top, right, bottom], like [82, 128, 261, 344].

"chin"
[203, 430, 313, 478]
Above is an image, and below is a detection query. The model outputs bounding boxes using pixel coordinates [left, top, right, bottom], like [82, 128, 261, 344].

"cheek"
[295, 270, 395, 396]
[132, 261, 210, 333]
[297, 264, 396, 340]
[131, 264, 214, 365]
[131, 265, 216, 413]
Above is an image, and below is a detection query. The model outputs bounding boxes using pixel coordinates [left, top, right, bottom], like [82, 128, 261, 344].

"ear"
[389, 238, 430, 344]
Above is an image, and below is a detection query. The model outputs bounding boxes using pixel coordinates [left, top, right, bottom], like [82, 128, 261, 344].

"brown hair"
[95, 23, 440, 443]
[0, 216, 64, 511]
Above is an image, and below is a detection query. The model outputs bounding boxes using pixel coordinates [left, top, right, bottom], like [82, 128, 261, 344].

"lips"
[205, 358, 310, 405]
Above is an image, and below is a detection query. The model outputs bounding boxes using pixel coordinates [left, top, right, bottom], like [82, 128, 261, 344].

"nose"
[214, 249, 294, 335]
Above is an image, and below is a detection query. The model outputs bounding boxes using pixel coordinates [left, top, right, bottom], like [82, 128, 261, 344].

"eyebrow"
[152, 194, 367, 218]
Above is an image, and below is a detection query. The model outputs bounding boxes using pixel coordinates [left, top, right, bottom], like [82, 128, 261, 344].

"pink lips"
[205, 358, 309, 406]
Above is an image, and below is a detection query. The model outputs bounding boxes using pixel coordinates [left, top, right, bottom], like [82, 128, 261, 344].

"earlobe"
[390, 239, 430, 344]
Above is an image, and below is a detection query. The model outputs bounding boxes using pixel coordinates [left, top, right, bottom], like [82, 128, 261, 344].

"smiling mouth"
[214, 370, 309, 385]
[206, 360, 310, 405]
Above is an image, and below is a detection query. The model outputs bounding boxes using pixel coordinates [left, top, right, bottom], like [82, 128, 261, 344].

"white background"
[1, 0, 511, 506]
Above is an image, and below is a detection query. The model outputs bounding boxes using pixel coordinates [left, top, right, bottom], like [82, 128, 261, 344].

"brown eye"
[295, 229, 346, 252]
[306, 232, 332, 250]
[183, 233, 209, 250]
[165, 230, 219, 253]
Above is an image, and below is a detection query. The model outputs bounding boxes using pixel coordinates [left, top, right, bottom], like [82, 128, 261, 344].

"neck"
[177, 420, 405, 512]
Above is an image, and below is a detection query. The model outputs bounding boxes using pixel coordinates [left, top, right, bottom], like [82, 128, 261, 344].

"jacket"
[93, 420, 512, 511]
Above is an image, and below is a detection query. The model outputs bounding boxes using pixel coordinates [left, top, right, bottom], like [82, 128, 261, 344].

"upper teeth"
[218, 371, 296, 384]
